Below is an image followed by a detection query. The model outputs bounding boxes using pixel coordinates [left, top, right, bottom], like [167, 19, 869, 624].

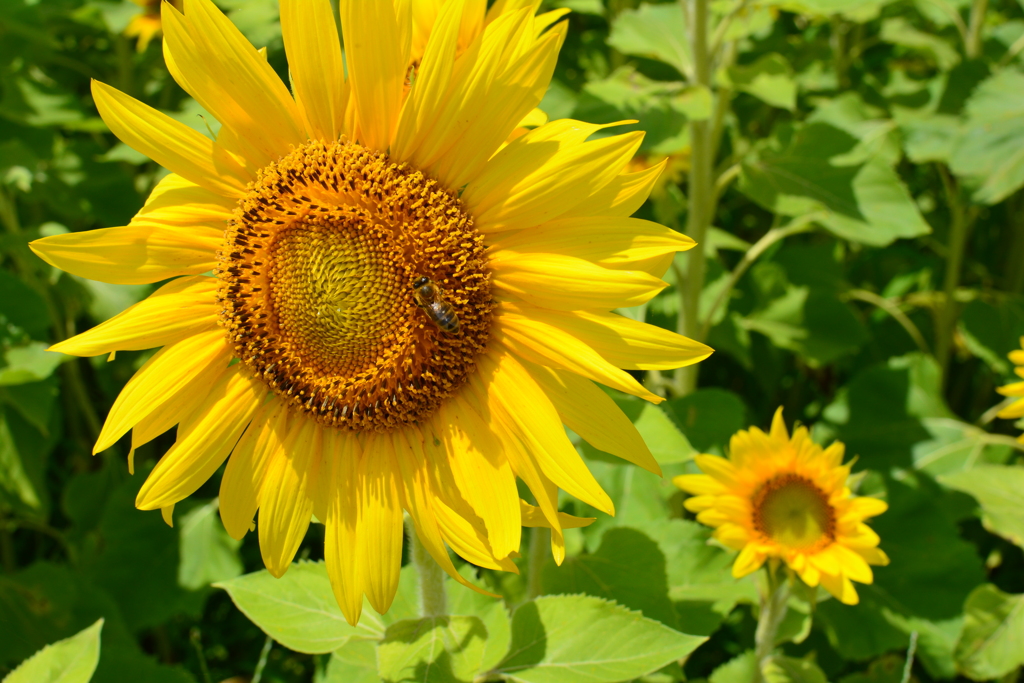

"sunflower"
[995, 337, 1024, 440]
[673, 409, 888, 605]
[32, 0, 711, 624]
[124, 0, 179, 52]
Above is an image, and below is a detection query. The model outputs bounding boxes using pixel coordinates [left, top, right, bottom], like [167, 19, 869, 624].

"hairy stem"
[675, 0, 713, 397]
[526, 526, 548, 600]
[965, 0, 988, 59]
[407, 517, 447, 618]
[753, 567, 790, 683]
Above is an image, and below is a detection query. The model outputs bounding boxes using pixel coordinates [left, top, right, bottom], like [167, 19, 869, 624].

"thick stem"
[675, 0, 713, 397]
[935, 165, 972, 384]
[407, 517, 447, 618]
[753, 567, 790, 683]
[965, 0, 988, 59]
[526, 526, 548, 600]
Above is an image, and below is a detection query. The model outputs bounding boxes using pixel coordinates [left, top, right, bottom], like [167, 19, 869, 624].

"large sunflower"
[674, 409, 888, 605]
[32, 0, 711, 624]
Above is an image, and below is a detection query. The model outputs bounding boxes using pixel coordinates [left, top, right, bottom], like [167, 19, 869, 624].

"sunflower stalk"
[675, 0, 714, 396]
[408, 518, 448, 618]
[753, 565, 791, 683]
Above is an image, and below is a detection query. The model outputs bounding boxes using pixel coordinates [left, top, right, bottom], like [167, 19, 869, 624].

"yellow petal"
[433, 21, 565, 190]
[507, 305, 712, 371]
[673, 473, 727, 496]
[523, 361, 661, 475]
[94, 328, 231, 453]
[431, 394, 521, 559]
[431, 496, 518, 572]
[492, 253, 667, 310]
[495, 314, 662, 404]
[519, 499, 595, 529]
[162, 0, 304, 166]
[480, 350, 614, 515]
[338, 0, 405, 152]
[358, 434, 406, 615]
[832, 543, 874, 584]
[490, 216, 695, 275]
[280, 0, 348, 141]
[136, 365, 265, 509]
[91, 80, 247, 197]
[465, 124, 643, 233]
[819, 571, 859, 605]
[392, 430, 498, 597]
[324, 430, 367, 625]
[137, 173, 235, 226]
[732, 544, 766, 578]
[840, 496, 888, 523]
[30, 223, 221, 285]
[391, 0, 465, 164]
[556, 159, 667, 220]
[219, 398, 284, 540]
[465, 369, 566, 562]
[50, 276, 219, 356]
[259, 415, 317, 578]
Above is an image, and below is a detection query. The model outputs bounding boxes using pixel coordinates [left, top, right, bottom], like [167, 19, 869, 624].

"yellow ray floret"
[31, 0, 714, 624]
[674, 408, 889, 605]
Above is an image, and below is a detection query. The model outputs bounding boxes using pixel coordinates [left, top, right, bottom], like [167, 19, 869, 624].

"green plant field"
[1, 0, 1023, 682]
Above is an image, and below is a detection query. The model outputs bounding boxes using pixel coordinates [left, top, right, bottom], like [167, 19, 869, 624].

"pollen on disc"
[218, 139, 493, 432]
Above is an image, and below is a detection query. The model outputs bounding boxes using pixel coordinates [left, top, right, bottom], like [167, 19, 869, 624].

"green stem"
[407, 517, 447, 618]
[935, 165, 973, 384]
[252, 635, 273, 683]
[675, 0, 713, 397]
[526, 526, 548, 600]
[753, 567, 790, 683]
[699, 218, 817, 340]
[965, 0, 988, 59]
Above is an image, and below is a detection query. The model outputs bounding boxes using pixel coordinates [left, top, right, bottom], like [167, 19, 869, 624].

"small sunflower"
[32, 0, 711, 624]
[674, 409, 888, 605]
[995, 337, 1024, 440]
[124, 0, 179, 52]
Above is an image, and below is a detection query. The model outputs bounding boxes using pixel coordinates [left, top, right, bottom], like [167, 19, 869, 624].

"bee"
[412, 276, 460, 334]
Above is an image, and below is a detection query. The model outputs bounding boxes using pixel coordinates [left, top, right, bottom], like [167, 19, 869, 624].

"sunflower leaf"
[489, 595, 705, 683]
[214, 561, 387, 654]
[939, 465, 1024, 549]
[376, 616, 488, 683]
[953, 584, 1024, 681]
[2, 618, 103, 683]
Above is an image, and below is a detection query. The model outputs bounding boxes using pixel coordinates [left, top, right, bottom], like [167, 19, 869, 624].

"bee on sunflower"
[32, 0, 711, 625]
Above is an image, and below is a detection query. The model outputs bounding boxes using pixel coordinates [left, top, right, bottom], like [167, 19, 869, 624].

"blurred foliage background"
[2, 0, 1024, 681]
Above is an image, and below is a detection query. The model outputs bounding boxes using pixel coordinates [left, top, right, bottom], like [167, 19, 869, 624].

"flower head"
[32, 0, 711, 624]
[124, 0, 179, 52]
[674, 408, 888, 605]
[995, 337, 1024, 439]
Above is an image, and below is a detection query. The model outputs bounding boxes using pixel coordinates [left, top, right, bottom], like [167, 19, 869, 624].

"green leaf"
[0, 378, 58, 436]
[176, 499, 243, 590]
[0, 342, 65, 386]
[880, 17, 960, 70]
[0, 408, 43, 512]
[541, 527, 678, 628]
[940, 466, 1024, 548]
[739, 122, 930, 246]
[377, 616, 487, 683]
[763, 656, 829, 683]
[949, 69, 1024, 204]
[641, 519, 758, 636]
[318, 640, 379, 683]
[3, 619, 103, 683]
[958, 298, 1024, 374]
[634, 403, 694, 465]
[808, 93, 901, 165]
[490, 595, 706, 683]
[744, 287, 868, 366]
[954, 584, 1024, 681]
[81, 477, 201, 632]
[710, 651, 757, 683]
[897, 113, 961, 164]
[773, 0, 895, 21]
[911, 418, 1013, 476]
[661, 389, 747, 454]
[0, 268, 50, 339]
[608, 3, 690, 77]
[720, 53, 797, 111]
[840, 654, 911, 683]
[215, 561, 386, 654]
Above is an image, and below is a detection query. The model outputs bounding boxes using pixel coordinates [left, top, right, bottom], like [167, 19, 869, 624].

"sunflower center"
[218, 139, 492, 432]
[752, 474, 835, 550]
